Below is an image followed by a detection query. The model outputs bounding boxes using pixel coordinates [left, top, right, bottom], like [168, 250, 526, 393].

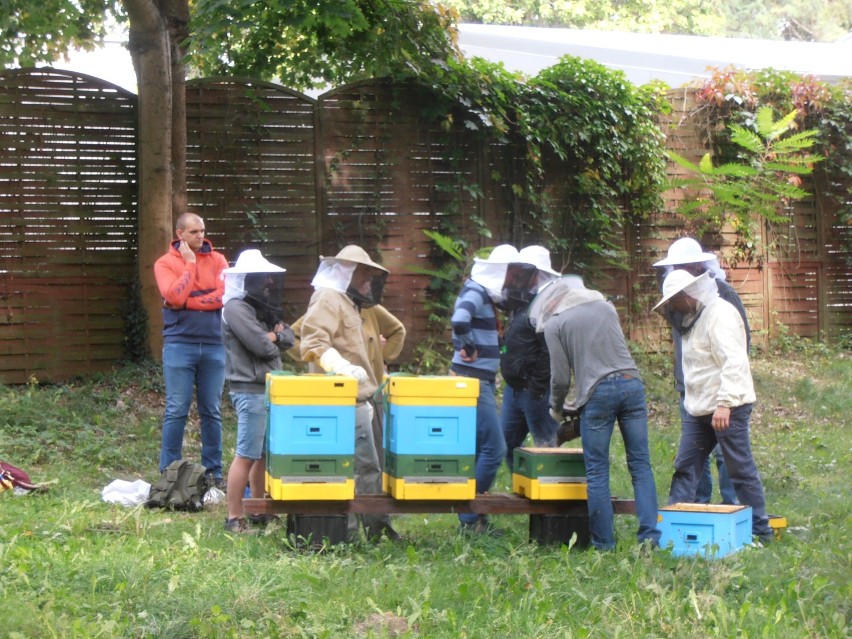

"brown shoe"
[459, 516, 505, 538]
[223, 517, 255, 534]
[365, 523, 402, 542]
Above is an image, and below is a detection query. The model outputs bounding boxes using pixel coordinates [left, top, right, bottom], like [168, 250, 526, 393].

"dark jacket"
[500, 307, 551, 398]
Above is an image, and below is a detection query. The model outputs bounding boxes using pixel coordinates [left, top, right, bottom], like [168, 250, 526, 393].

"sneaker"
[206, 472, 227, 493]
[223, 517, 255, 534]
[247, 513, 281, 527]
[459, 517, 505, 538]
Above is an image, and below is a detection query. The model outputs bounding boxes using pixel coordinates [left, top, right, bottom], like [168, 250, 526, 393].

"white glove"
[549, 407, 562, 423]
[319, 348, 369, 383]
[337, 363, 369, 384]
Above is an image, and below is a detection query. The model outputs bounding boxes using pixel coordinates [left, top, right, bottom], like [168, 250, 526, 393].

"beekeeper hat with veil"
[222, 249, 286, 325]
[310, 245, 389, 308]
[502, 245, 560, 311]
[527, 274, 606, 332]
[469, 244, 520, 305]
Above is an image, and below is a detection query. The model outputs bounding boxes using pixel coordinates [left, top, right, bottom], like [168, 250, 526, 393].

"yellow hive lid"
[660, 503, 748, 514]
[388, 375, 479, 398]
[266, 372, 357, 402]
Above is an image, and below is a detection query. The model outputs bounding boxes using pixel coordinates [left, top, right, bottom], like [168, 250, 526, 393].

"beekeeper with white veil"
[654, 269, 773, 544]
[450, 243, 519, 535]
[299, 245, 399, 541]
[221, 249, 294, 533]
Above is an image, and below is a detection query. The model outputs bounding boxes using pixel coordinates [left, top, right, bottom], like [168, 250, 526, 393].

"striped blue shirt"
[450, 280, 500, 382]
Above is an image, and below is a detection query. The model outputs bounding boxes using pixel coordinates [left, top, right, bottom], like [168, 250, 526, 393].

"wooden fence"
[1, 69, 849, 384]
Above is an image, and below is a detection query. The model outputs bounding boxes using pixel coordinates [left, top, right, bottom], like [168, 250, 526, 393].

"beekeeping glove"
[319, 347, 369, 383]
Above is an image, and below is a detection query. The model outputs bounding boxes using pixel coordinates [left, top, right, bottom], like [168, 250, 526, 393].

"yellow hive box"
[388, 375, 479, 407]
[383, 473, 476, 500]
[266, 474, 355, 500]
[512, 474, 588, 500]
[267, 373, 357, 406]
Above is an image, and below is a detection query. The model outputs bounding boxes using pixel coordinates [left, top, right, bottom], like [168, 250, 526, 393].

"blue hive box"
[659, 503, 753, 558]
[267, 373, 356, 457]
[384, 375, 478, 457]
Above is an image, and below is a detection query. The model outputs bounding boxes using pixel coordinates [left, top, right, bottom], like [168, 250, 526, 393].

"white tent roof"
[457, 24, 852, 86]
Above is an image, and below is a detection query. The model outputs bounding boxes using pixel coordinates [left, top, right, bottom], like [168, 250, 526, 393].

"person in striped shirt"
[450, 244, 518, 536]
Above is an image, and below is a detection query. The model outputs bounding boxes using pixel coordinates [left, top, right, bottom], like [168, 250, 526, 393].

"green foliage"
[0, 0, 121, 67]
[398, 54, 670, 273]
[690, 67, 850, 264]
[520, 58, 669, 269]
[819, 80, 852, 265]
[188, 0, 461, 91]
[669, 105, 823, 265]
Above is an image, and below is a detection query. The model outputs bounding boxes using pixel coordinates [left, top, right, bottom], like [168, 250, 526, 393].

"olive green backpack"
[145, 460, 211, 512]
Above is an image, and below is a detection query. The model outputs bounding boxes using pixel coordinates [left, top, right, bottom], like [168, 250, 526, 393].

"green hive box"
[265, 453, 356, 500]
[384, 452, 476, 479]
[267, 454, 354, 479]
[513, 447, 585, 480]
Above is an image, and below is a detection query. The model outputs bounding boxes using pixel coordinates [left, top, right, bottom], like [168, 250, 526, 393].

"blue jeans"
[501, 385, 559, 470]
[230, 392, 267, 460]
[681, 398, 738, 505]
[668, 403, 771, 536]
[580, 374, 660, 550]
[459, 380, 507, 525]
[695, 445, 739, 505]
[159, 342, 225, 476]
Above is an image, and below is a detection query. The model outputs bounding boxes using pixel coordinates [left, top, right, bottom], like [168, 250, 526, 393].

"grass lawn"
[1, 342, 849, 638]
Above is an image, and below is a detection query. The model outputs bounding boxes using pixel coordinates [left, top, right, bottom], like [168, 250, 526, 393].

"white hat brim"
[653, 271, 709, 311]
[653, 250, 718, 267]
[223, 249, 286, 274]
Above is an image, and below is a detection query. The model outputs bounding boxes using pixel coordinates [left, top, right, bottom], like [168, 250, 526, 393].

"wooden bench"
[245, 495, 636, 545]
[244, 494, 636, 516]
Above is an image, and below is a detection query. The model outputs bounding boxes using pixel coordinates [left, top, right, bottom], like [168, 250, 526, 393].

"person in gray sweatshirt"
[530, 275, 661, 551]
[220, 250, 295, 534]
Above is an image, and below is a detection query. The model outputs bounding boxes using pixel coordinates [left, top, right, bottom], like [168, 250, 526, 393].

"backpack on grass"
[145, 460, 211, 511]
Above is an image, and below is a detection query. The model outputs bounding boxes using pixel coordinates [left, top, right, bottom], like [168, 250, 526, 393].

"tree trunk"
[166, 0, 189, 218]
[124, 0, 188, 359]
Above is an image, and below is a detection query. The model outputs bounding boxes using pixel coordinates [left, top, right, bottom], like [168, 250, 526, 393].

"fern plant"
[668, 106, 823, 265]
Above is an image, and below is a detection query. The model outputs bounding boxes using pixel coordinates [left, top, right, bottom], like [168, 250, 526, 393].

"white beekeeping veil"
[528, 275, 604, 332]
[223, 249, 286, 306]
[310, 245, 389, 307]
[469, 244, 519, 303]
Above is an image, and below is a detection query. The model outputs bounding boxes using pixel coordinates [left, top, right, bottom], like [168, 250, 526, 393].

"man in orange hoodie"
[154, 213, 229, 488]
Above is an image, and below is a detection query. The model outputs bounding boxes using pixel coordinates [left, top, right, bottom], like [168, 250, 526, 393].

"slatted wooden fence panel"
[0, 69, 137, 383]
[1, 69, 849, 383]
[184, 78, 320, 322]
